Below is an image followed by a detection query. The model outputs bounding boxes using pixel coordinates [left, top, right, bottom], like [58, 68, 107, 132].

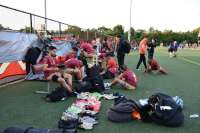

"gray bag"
[107, 100, 138, 122]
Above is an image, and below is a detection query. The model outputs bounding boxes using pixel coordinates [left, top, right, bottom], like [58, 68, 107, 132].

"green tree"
[134, 29, 146, 42]
[0, 24, 11, 30]
[65, 26, 81, 35]
[0, 24, 4, 30]
[113, 25, 124, 36]
[98, 26, 113, 36]
[19, 26, 35, 33]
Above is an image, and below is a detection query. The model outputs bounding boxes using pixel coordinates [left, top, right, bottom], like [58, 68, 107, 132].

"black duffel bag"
[148, 93, 184, 127]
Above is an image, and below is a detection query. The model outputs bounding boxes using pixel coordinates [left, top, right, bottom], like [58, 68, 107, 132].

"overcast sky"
[0, 0, 200, 32]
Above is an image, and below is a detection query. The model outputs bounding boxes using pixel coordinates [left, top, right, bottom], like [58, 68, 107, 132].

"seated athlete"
[147, 58, 167, 74]
[110, 65, 137, 90]
[64, 58, 84, 80]
[41, 46, 73, 93]
[80, 42, 96, 65]
[100, 53, 118, 79]
[64, 46, 79, 61]
[80, 42, 95, 57]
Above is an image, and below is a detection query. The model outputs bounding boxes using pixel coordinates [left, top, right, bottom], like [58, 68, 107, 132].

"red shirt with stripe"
[80, 43, 95, 54]
[149, 59, 160, 70]
[42, 55, 58, 79]
[64, 52, 76, 61]
[121, 69, 137, 86]
[64, 58, 82, 69]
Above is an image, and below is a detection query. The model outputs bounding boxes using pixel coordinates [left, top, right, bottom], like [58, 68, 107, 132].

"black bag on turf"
[58, 119, 79, 130]
[124, 41, 131, 54]
[148, 93, 184, 127]
[46, 87, 68, 102]
[3, 127, 76, 133]
[75, 81, 92, 93]
[84, 65, 105, 92]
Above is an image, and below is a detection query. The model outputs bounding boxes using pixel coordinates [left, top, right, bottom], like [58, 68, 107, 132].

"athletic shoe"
[104, 82, 111, 88]
[79, 123, 93, 130]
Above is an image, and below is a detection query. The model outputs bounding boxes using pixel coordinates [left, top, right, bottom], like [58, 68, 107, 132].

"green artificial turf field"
[0, 47, 200, 133]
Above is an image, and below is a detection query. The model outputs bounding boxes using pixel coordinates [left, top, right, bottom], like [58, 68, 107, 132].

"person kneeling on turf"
[147, 58, 167, 74]
[110, 65, 137, 90]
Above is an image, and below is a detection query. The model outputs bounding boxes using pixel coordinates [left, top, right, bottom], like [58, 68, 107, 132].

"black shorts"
[148, 53, 154, 60]
[52, 75, 59, 82]
[168, 48, 173, 52]
[102, 71, 115, 79]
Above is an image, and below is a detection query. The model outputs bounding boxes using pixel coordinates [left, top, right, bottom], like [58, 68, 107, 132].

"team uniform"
[107, 58, 118, 75]
[148, 59, 167, 74]
[136, 38, 148, 70]
[64, 58, 82, 69]
[149, 59, 160, 70]
[64, 52, 76, 61]
[42, 55, 58, 79]
[80, 43, 96, 65]
[102, 57, 118, 79]
[121, 69, 137, 87]
[80, 43, 95, 54]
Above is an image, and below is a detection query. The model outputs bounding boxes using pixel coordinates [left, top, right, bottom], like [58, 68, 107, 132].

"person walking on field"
[136, 37, 148, 71]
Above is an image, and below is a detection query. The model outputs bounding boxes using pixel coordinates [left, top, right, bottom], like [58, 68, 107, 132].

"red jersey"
[64, 58, 82, 69]
[149, 59, 160, 70]
[42, 55, 58, 79]
[65, 52, 76, 61]
[107, 58, 117, 68]
[80, 43, 94, 54]
[107, 58, 118, 75]
[139, 38, 148, 54]
[98, 53, 106, 60]
[56, 56, 65, 64]
[122, 69, 137, 86]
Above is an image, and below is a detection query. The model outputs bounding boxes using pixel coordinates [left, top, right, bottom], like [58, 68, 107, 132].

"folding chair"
[35, 80, 51, 94]
[30, 64, 52, 94]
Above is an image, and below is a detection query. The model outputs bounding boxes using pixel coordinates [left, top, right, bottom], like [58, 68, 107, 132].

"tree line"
[1, 24, 200, 45]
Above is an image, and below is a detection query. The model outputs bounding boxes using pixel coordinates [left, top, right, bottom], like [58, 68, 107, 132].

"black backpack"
[46, 87, 69, 102]
[84, 65, 105, 92]
[3, 127, 76, 133]
[124, 41, 131, 54]
[75, 81, 92, 93]
[148, 93, 184, 127]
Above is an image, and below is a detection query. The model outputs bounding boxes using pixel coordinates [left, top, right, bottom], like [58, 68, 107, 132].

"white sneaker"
[104, 82, 111, 88]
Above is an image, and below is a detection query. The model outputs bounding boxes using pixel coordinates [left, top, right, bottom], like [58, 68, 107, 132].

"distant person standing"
[136, 37, 148, 71]
[116, 35, 126, 70]
[168, 42, 174, 57]
[168, 41, 178, 57]
[173, 41, 179, 57]
[147, 38, 156, 60]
